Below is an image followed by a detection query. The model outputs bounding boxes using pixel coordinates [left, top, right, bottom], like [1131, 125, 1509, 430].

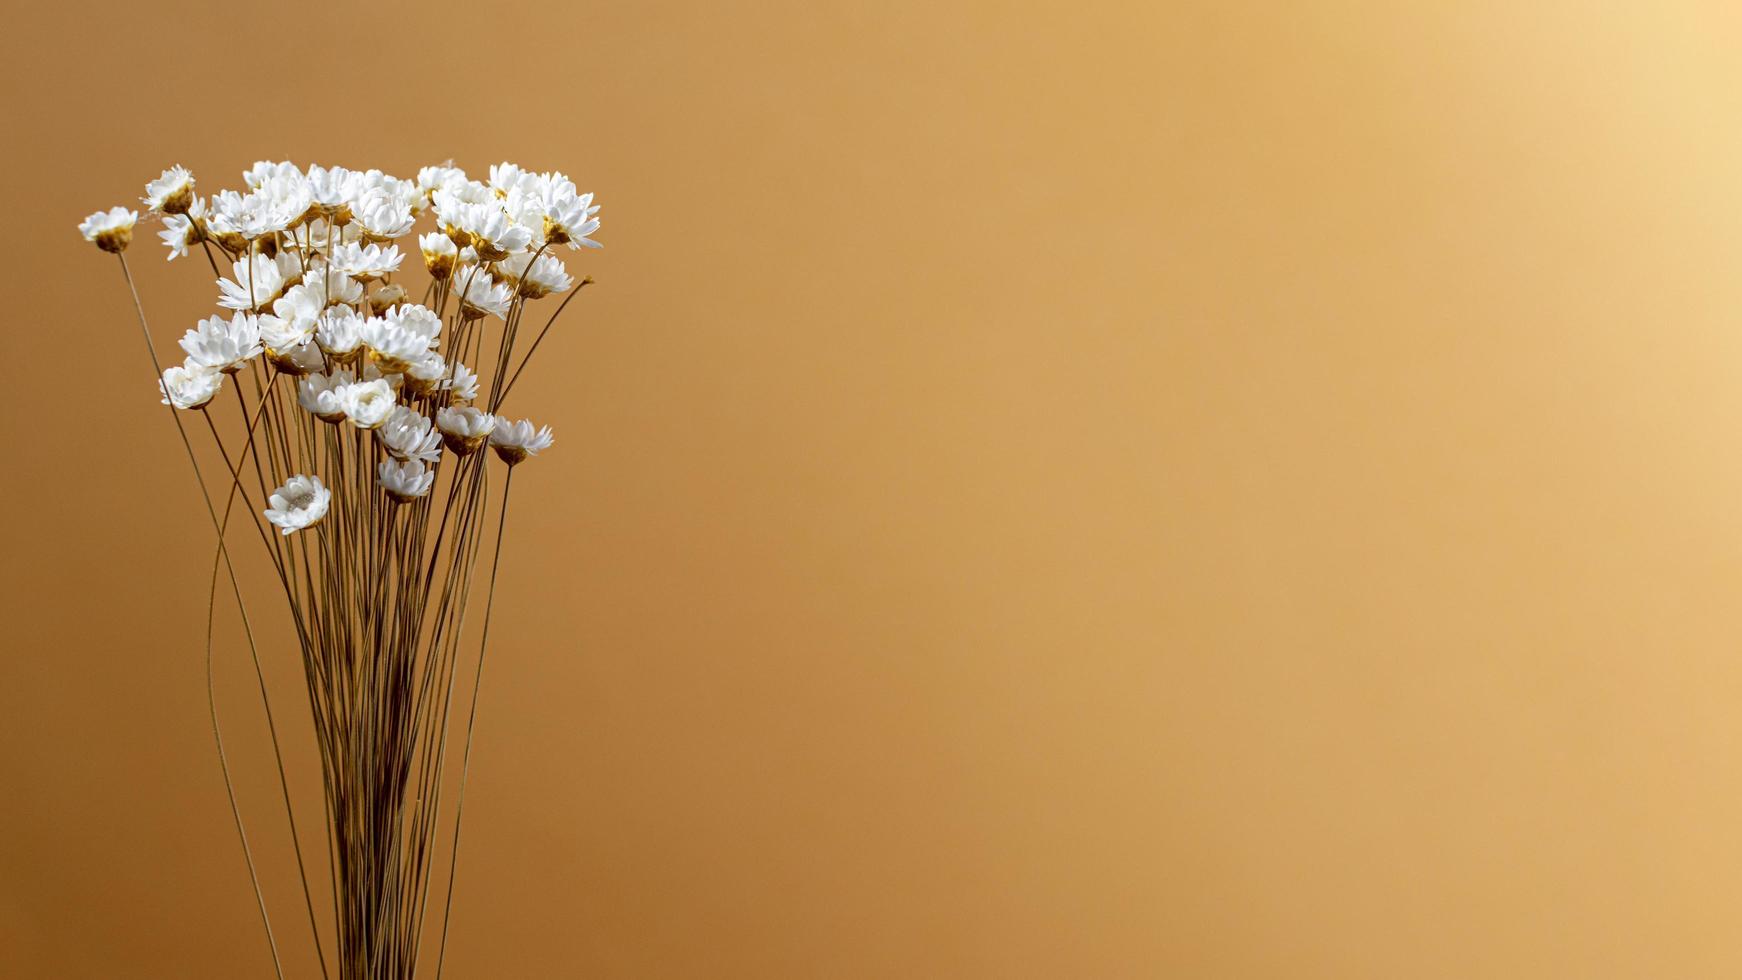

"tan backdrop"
[8, 1, 1742, 977]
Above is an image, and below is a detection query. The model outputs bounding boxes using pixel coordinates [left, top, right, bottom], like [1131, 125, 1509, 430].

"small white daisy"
[340, 378, 396, 429]
[243, 160, 303, 190]
[180, 313, 263, 374]
[315, 308, 365, 362]
[378, 457, 436, 502]
[497, 250, 572, 299]
[217, 252, 301, 312]
[159, 362, 224, 410]
[361, 315, 431, 373]
[263, 475, 331, 535]
[541, 182, 601, 249]
[387, 304, 442, 345]
[330, 242, 403, 281]
[449, 361, 480, 402]
[354, 190, 415, 240]
[306, 164, 357, 217]
[455, 270, 514, 320]
[157, 199, 206, 262]
[368, 282, 409, 316]
[455, 201, 534, 260]
[143, 165, 195, 215]
[417, 164, 468, 197]
[419, 232, 457, 280]
[402, 351, 449, 396]
[436, 405, 496, 455]
[79, 206, 138, 253]
[378, 405, 443, 463]
[488, 416, 555, 465]
[298, 369, 354, 422]
[208, 188, 295, 240]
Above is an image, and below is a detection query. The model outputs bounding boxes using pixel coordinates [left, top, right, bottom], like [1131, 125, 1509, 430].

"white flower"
[340, 378, 396, 429]
[402, 351, 454, 397]
[263, 475, 331, 535]
[315, 309, 365, 359]
[386, 303, 442, 345]
[157, 200, 206, 261]
[488, 416, 555, 464]
[261, 315, 322, 374]
[378, 457, 436, 502]
[300, 263, 365, 307]
[271, 340, 325, 376]
[419, 231, 457, 280]
[449, 361, 480, 402]
[540, 180, 601, 249]
[143, 165, 195, 214]
[378, 405, 443, 462]
[455, 269, 514, 320]
[418, 164, 467, 196]
[159, 362, 223, 410]
[354, 190, 415, 240]
[496, 250, 572, 299]
[180, 312, 263, 373]
[259, 172, 314, 224]
[306, 164, 357, 216]
[79, 206, 137, 253]
[488, 161, 537, 197]
[259, 313, 313, 353]
[368, 282, 409, 316]
[361, 315, 430, 372]
[436, 405, 496, 455]
[298, 369, 353, 422]
[273, 285, 326, 337]
[243, 160, 302, 190]
[330, 242, 403, 280]
[208, 188, 295, 240]
[279, 277, 363, 341]
[217, 252, 300, 311]
[455, 201, 534, 259]
[431, 179, 494, 225]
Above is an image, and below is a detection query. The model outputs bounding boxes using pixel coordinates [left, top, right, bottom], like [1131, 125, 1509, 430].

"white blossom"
[143, 166, 195, 215]
[330, 242, 403, 281]
[449, 362, 480, 402]
[378, 405, 443, 463]
[378, 457, 436, 502]
[159, 363, 223, 410]
[340, 378, 396, 429]
[436, 405, 495, 455]
[180, 313, 263, 373]
[496, 250, 572, 299]
[488, 416, 555, 464]
[298, 370, 353, 422]
[361, 315, 430, 372]
[263, 475, 331, 535]
[455, 270, 513, 320]
[419, 232, 457, 280]
[79, 206, 137, 253]
[315, 308, 365, 358]
[217, 252, 301, 311]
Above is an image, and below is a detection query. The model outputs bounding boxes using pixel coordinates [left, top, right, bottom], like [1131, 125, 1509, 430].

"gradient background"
[7, 1, 1742, 977]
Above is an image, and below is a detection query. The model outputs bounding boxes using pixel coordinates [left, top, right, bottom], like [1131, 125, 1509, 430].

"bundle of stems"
[79, 159, 598, 979]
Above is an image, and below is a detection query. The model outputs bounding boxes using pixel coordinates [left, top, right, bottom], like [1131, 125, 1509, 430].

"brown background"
[7, 1, 1742, 977]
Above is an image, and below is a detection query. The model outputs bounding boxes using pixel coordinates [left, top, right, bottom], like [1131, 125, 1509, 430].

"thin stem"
[117, 253, 285, 980]
[496, 277, 592, 407]
[434, 465, 514, 979]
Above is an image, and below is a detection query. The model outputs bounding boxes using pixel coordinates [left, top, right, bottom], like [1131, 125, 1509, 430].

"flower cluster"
[81, 157, 601, 975]
[83, 160, 596, 533]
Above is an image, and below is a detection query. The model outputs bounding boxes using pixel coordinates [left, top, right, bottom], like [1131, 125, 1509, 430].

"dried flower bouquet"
[79, 158, 600, 980]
